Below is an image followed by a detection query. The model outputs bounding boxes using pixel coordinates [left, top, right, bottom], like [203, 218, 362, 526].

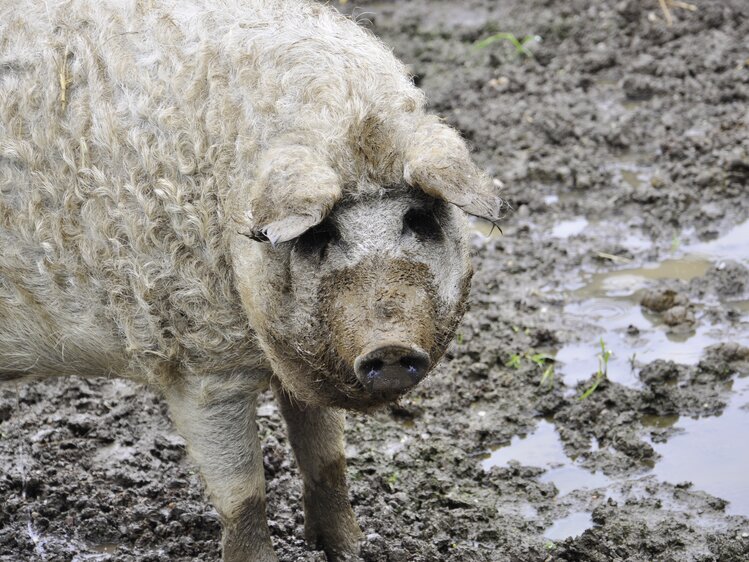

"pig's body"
[0, 1, 501, 560]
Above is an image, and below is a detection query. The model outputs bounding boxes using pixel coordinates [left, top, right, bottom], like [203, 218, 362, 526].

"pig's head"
[230, 118, 502, 411]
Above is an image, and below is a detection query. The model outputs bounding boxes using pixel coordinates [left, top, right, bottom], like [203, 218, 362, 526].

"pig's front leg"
[165, 375, 277, 562]
[272, 379, 363, 560]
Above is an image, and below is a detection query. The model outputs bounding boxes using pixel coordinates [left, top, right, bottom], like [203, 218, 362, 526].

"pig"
[0, 0, 502, 560]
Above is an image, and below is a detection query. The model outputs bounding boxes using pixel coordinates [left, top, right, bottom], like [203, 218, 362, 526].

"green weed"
[670, 233, 681, 254]
[541, 364, 555, 386]
[473, 32, 541, 58]
[506, 354, 522, 369]
[580, 338, 612, 400]
[505, 350, 556, 386]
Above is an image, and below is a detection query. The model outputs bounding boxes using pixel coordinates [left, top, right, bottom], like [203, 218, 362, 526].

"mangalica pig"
[0, 0, 502, 560]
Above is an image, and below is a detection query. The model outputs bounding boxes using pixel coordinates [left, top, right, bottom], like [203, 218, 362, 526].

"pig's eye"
[403, 208, 442, 240]
[295, 220, 339, 258]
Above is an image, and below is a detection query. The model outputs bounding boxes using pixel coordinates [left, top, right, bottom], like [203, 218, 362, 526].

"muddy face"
[237, 187, 472, 410]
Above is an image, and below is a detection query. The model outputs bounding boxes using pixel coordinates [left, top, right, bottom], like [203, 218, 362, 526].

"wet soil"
[2, 0, 749, 560]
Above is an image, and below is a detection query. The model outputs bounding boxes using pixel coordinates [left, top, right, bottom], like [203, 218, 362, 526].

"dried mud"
[2, 1, 749, 561]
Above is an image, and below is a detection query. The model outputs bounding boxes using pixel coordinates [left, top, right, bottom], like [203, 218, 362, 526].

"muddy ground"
[2, 0, 749, 560]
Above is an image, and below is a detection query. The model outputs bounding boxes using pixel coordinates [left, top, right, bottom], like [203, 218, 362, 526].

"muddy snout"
[354, 343, 431, 392]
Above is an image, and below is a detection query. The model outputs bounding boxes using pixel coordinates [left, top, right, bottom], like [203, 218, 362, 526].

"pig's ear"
[402, 119, 503, 223]
[244, 145, 342, 245]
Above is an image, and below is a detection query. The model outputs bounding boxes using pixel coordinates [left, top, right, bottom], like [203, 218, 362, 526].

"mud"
[2, 0, 749, 560]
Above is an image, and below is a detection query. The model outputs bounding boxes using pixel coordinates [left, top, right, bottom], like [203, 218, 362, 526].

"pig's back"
[0, 0, 273, 382]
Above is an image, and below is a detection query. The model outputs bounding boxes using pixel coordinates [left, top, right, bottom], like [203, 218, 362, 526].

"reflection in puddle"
[577, 257, 712, 295]
[482, 420, 611, 496]
[544, 511, 594, 541]
[689, 220, 749, 262]
[650, 376, 749, 517]
[551, 217, 588, 239]
[544, 194, 559, 205]
[607, 155, 653, 191]
[620, 169, 643, 189]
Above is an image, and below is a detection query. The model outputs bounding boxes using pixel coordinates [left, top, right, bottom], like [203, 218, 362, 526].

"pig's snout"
[354, 344, 431, 392]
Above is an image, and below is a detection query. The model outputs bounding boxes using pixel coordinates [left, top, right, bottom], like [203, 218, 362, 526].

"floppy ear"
[244, 144, 342, 245]
[402, 118, 503, 223]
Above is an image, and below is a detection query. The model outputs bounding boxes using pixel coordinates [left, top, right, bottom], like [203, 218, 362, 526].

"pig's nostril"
[400, 356, 427, 377]
[362, 359, 384, 379]
[354, 345, 431, 393]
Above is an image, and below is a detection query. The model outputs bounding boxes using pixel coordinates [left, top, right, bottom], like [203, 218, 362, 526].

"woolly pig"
[0, 0, 502, 560]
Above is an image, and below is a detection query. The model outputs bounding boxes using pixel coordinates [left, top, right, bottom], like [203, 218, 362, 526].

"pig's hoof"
[307, 525, 363, 561]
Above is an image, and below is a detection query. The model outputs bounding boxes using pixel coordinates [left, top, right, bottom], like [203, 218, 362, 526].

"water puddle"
[93, 443, 136, 465]
[556, 220, 749, 388]
[552, 219, 749, 517]
[556, 301, 731, 388]
[482, 420, 611, 496]
[544, 511, 594, 541]
[606, 153, 654, 191]
[649, 375, 749, 517]
[689, 219, 749, 262]
[551, 217, 589, 239]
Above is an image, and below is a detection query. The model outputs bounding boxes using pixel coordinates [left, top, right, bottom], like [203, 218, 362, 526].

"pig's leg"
[272, 379, 363, 560]
[165, 376, 277, 562]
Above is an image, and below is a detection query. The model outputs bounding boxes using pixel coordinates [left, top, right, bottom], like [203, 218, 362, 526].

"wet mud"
[2, 0, 749, 560]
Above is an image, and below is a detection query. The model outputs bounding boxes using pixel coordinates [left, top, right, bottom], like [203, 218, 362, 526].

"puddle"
[689, 220, 749, 262]
[556, 302, 732, 388]
[553, 219, 749, 517]
[93, 443, 136, 464]
[544, 194, 559, 205]
[544, 511, 594, 541]
[557, 220, 749, 388]
[620, 168, 644, 189]
[650, 375, 749, 517]
[606, 154, 654, 191]
[551, 217, 588, 239]
[482, 420, 611, 496]
[577, 256, 712, 296]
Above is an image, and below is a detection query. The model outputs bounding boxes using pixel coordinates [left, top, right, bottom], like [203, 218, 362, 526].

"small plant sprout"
[541, 364, 555, 386]
[530, 352, 553, 368]
[670, 232, 681, 254]
[506, 354, 522, 369]
[629, 352, 637, 371]
[473, 32, 542, 58]
[580, 338, 612, 400]
[530, 353, 556, 387]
